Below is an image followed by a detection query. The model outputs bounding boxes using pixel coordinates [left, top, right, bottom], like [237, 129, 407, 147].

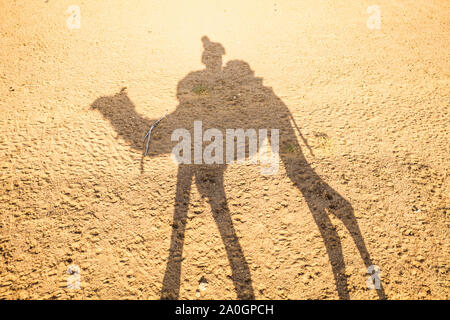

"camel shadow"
[91, 36, 386, 300]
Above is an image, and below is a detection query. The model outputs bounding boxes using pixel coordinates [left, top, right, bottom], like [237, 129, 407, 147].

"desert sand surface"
[0, 0, 449, 299]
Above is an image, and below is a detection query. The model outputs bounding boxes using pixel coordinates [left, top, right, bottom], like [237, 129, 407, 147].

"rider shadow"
[91, 36, 386, 300]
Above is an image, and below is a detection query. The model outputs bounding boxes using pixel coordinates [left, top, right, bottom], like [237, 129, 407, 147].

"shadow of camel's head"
[90, 87, 131, 118]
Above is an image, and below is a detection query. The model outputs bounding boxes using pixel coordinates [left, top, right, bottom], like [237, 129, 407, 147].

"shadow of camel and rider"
[91, 36, 386, 300]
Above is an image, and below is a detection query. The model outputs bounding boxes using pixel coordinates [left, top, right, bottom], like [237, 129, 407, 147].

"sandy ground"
[0, 0, 449, 299]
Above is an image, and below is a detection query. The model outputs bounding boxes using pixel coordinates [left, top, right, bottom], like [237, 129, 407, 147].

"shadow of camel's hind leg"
[161, 166, 193, 300]
[306, 195, 351, 299]
[326, 183, 387, 299]
[301, 183, 351, 299]
[284, 156, 385, 299]
[196, 168, 255, 299]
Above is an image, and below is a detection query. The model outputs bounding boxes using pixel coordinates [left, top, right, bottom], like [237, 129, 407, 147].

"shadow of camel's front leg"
[195, 168, 255, 299]
[161, 165, 193, 299]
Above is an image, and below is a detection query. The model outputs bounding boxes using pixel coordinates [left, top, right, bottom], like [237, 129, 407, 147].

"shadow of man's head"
[201, 36, 225, 73]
